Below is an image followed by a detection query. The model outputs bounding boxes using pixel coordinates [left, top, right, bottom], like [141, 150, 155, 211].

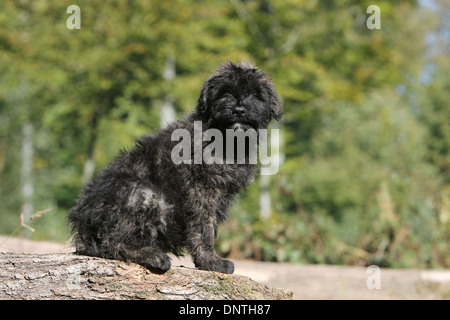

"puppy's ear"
[197, 85, 209, 115]
[197, 77, 216, 115]
[265, 81, 283, 121]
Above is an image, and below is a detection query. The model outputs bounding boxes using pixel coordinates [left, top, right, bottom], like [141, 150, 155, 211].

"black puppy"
[68, 61, 282, 274]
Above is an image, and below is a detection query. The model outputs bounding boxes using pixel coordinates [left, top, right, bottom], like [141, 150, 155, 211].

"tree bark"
[0, 252, 292, 300]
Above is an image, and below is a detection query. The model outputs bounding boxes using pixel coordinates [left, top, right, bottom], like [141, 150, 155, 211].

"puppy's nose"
[233, 106, 246, 117]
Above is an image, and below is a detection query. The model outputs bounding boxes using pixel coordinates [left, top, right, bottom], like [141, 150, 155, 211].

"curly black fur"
[68, 61, 282, 274]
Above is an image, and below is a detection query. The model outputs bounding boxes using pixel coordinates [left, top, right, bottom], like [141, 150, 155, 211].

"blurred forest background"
[0, 0, 448, 269]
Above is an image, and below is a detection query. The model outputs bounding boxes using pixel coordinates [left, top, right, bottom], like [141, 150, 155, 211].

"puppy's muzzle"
[232, 106, 246, 118]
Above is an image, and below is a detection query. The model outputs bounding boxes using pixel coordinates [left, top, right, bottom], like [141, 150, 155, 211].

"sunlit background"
[0, 0, 448, 269]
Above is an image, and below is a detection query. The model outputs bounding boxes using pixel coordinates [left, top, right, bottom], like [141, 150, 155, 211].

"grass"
[0, 208, 52, 248]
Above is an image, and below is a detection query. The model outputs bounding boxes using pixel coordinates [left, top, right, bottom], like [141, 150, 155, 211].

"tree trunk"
[259, 174, 271, 219]
[0, 252, 292, 300]
[160, 56, 176, 128]
[21, 122, 34, 238]
[82, 107, 100, 182]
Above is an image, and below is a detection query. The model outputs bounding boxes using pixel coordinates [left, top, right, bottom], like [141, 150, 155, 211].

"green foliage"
[0, 1, 448, 267]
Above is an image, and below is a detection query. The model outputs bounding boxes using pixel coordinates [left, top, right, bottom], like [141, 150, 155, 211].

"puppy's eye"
[251, 90, 262, 99]
[222, 92, 235, 100]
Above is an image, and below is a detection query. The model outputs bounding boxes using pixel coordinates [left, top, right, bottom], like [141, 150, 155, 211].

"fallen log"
[0, 252, 292, 300]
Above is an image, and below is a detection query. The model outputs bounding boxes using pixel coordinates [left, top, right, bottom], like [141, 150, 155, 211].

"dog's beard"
[211, 117, 255, 133]
[230, 122, 251, 131]
[208, 105, 259, 133]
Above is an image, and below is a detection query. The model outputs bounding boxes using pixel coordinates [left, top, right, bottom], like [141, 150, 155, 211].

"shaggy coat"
[68, 62, 282, 274]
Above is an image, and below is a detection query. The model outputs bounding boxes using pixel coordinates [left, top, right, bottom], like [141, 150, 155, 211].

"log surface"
[0, 252, 292, 300]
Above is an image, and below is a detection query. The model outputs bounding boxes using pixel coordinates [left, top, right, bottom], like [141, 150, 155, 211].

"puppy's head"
[196, 61, 283, 131]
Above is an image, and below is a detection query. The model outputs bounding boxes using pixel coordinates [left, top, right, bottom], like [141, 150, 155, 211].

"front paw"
[196, 257, 235, 274]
